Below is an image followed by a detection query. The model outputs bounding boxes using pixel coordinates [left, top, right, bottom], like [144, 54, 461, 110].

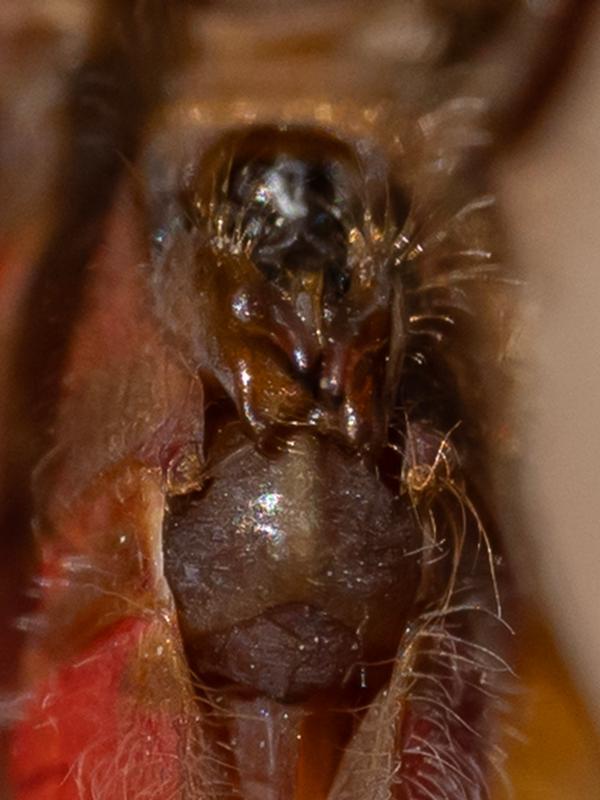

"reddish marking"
[10, 617, 181, 800]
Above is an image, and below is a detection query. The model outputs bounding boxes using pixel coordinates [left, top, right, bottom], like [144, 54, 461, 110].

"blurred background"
[495, 2, 600, 794]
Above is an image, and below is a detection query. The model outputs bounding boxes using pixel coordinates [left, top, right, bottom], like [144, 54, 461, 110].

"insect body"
[1, 2, 587, 798]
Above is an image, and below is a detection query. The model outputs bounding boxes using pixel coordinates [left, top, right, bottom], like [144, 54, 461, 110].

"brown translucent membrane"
[159, 408, 509, 799]
[160, 413, 417, 797]
[163, 426, 423, 702]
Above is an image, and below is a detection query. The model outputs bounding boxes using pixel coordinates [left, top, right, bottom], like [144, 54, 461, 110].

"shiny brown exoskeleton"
[0, 2, 592, 799]
[154, 127, 418, 701]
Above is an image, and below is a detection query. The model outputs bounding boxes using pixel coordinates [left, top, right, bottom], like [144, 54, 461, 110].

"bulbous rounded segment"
[163, 428, 423, 701]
